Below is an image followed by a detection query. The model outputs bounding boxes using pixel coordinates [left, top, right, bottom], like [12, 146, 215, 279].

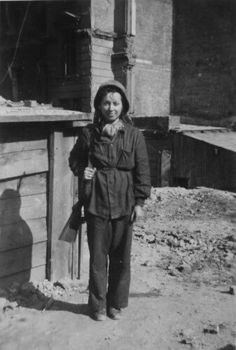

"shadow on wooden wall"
[0, 187, 32, 289]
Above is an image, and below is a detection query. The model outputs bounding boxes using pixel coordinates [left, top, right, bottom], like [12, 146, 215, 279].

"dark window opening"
[62, 32, 76, 76]
[173, 177, 189, 188]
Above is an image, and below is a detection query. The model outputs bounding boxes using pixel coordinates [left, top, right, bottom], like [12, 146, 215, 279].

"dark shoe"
[92, 310, 106, 321]
[108, 307, 122, 320]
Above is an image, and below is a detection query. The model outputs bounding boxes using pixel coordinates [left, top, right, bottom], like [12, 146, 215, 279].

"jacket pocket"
[117, 149, 134, 170]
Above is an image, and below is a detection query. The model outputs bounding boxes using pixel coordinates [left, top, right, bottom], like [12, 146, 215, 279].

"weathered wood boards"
[0, 109, 91, 123]
[0, 138, 48, 180]
[172, 130, 236, 191]
[0, 110, 90, 287]
[0, 126, 48, 287]
[47, 130, 77, 281]
[0, 218, 47, 251]
[0, 174, 48, 287]
[0, 242, 47, 279]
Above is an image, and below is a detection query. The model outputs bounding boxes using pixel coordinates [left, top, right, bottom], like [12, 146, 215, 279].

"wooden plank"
[0, 111, 91, 123]
[48, 131, 76, 281]
[0, 173, 47, 197]
[0, 218, 47, 252]
[0, 125, 49, 143]
[0, 241, 47, 278]
[0, 149, 49, 180]
[0, 139, 47, 154]
[0, 193, 47, 225]
[69, 120, 92, 128]
[0, 264, 46, 289]
[183, 130, 236, 153]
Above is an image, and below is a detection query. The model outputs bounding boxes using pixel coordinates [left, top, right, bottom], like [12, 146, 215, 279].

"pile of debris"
[133, 187, 236, 283]
[0, 95, 53, 109]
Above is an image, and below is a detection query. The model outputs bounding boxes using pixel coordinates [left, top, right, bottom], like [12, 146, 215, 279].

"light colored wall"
[134, 0, 173, 116]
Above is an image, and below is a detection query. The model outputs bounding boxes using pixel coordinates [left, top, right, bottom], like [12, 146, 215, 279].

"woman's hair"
[94, 86, 132, 126]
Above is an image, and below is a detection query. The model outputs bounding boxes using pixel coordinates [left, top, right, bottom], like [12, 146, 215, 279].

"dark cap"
[94, 80, 130, 114]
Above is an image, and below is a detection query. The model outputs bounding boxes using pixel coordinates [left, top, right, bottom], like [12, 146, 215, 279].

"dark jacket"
[69, 122, 151, 219]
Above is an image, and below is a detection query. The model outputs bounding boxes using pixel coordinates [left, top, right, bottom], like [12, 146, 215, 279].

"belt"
[97, 166, 131, 172]
[98, 166, 115, 171]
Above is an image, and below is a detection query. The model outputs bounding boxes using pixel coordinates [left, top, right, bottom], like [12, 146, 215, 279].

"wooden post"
[47, 129, 76, 281]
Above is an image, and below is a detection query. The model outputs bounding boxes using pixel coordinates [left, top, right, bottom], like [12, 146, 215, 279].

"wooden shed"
[0, 103, 91, 288]
[172, 125, 236, 191]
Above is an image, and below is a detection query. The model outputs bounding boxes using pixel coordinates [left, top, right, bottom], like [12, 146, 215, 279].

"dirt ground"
[0, 187, 236, 350]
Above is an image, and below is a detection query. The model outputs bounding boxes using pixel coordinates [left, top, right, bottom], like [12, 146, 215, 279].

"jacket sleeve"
[68, 127, 90, 176]
[133, 129, 151, 206]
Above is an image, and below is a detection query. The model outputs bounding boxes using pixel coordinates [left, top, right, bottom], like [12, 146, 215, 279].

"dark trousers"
[87, 214, 133, 313]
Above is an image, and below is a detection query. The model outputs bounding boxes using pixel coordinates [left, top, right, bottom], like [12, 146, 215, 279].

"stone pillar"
[90, 0, 115, 109]
[125, 0, 136, 113]
[112, 0, 137, 114]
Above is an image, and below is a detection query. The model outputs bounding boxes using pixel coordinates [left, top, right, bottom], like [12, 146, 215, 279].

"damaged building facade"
[0, 0, 236, 285]
[0, 0, 173, 115]
[1, 0, 235, 188]
[1, 0, 236, 119]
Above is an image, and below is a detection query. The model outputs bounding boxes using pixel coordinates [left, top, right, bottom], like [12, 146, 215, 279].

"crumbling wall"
[172, 0, 236, 121]
[134, 0, 173, 116]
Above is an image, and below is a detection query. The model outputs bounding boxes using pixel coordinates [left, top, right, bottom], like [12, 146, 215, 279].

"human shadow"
[12, 281, 90, 317]
[0, 186, 90, 318]
[0, 188, 33, 290]
[48, 300, 89, 315]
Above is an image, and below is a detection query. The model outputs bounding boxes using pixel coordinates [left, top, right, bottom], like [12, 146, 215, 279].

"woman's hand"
[83, 167, 96, 180]
[130, 205, 143, 223]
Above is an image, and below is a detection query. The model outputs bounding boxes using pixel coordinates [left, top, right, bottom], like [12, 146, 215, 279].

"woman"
[69, 80, 151, 321]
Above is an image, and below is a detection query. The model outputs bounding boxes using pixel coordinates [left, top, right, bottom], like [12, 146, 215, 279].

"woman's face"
[99, 92, 123, 123]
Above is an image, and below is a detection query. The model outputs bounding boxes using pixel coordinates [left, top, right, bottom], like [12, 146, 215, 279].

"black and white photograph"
[0, 0, 235, 349]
